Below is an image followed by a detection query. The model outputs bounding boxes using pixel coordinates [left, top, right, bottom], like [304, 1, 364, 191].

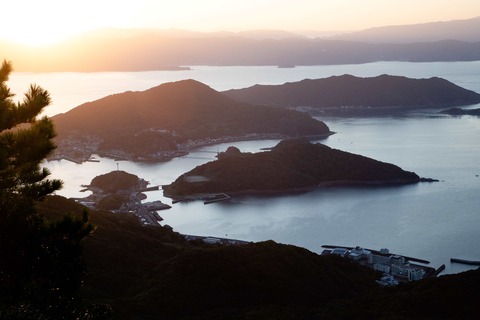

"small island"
[75, 170, 170, 226]
[164, 138, 432, 199]
[440, 107, 480, 116]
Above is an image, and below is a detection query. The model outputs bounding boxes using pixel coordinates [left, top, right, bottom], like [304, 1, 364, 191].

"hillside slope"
[36, 195, 480, 319]
[52, 80, 331, 162]
[164, 138, 422, 197]
[36, 195, 378, 319]
[331, 16, 480, 43]
[222, 74, 480, 115]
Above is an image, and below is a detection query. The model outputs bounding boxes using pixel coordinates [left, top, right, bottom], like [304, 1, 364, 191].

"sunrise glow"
[1, 0, 479, 46]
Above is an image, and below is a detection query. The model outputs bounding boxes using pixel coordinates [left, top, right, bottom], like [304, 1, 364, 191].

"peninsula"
[51, 80, 331, 163]
[163, 138, 428, 198]
[222, 75, 480, 115]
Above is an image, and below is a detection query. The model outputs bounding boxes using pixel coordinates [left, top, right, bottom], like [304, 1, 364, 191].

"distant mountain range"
[51, 80, 330, 162]
[164, 138, 423, 198]
[50, 75, 480, 162]
[3, 17, 480, 71]
[330, 16, 480, 43]
[222, 75, 480, 115]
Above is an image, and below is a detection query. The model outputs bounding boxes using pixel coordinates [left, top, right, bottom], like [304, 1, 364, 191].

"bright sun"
[0, 1, 97, 47]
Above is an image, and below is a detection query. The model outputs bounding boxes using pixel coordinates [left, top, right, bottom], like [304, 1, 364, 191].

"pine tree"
[0, 60, 106, 318]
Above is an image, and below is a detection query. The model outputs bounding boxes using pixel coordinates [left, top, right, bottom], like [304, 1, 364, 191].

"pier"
[171, 193, 231, 204]
[450, 258, 480, 266]
[203, 193, 231, 204]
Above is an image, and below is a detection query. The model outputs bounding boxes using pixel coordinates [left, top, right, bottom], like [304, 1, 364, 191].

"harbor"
[171, 192, 231, 204]
[73, 171, 171, 227]
[321, 245, 445, 285]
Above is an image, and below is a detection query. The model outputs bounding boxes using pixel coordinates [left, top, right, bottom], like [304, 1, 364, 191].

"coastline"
[50, 132, 335, 164]
[184, 132, 335, 152]
[164, 177, 435, 201]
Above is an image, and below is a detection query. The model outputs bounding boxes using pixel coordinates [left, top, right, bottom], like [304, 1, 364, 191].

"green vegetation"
[52, 80, 331, 162]
[100, 130, 178, 160]
[91, 170, 144, 193]
[3, 60, 478, 319]
[164, 137, 420, 197]
[37, 195, 480, 319]
[0, 60, 106, 318]
[223, 75, 480, 115]
[36, 195, 380, 319]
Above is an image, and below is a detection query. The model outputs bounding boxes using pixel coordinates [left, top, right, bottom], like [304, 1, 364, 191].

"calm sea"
[12, 61, 480, 275]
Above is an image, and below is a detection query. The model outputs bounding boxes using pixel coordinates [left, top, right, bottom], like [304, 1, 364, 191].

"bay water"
[11, 61, 480, 275]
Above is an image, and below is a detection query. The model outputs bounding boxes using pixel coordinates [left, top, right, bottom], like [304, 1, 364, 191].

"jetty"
[171, 193, 231, 204]
[139, 186, 160, 192]
[203, 193, 231, 204]
[450, 258, 480, 266]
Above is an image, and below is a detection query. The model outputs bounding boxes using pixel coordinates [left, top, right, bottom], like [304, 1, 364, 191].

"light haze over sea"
[12, 61, 480, 275]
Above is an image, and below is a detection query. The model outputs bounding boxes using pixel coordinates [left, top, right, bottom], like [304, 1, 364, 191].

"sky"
[1, 0, 479, 46]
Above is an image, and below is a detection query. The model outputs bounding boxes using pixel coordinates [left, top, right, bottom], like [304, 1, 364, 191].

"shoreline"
[184, 132, 335, 152]
[49, 132, 335, 164]
[164, 177, 436, 201]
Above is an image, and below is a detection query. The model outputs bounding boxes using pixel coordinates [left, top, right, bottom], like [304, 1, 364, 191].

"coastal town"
[51, 131, 291, 164]
[73, 171, 170, 226]
[321, 245, 445, 285]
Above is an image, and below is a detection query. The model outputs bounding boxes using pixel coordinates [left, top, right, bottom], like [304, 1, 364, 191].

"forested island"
[77, 171, 169, 223]
[222, 74, 480, 115]
[50, 74, 480, 163]
[164, 138, 428, 198]
[51, 80, 331, 163]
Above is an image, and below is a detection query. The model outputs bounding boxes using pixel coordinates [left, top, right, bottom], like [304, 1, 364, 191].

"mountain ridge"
[330, 16, 480, 43]
[51, 79, 331, 162]
[222, 74, 480, 115]
[164, 138, 423, 198]
[4, 17, 480, 71]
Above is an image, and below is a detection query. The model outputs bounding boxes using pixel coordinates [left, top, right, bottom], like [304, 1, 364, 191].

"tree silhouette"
[0, 60, 106, 318]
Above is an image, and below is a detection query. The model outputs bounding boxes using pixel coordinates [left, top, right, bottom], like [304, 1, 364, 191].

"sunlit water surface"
[14, 61, 479, 275]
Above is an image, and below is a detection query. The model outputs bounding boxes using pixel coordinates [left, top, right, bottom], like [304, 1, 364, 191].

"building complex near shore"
[322, 245, 439, 285]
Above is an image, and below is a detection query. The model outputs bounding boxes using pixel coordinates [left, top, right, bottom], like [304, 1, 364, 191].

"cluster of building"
[322, 245, 437, 285]
[178, 133, 287, 151]
[184, 234, 251, 246]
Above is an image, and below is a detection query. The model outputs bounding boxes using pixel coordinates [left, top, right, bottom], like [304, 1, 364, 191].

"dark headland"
[51, 79, 331, 163]
[164, 137, 433, 199]
[222, 74, 480, 115]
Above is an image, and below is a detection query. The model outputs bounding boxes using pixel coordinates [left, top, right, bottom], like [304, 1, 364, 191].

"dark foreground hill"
[222, 74, 480, 115]
[36, 196, 378, 319]
[36, 195, 480, 319]
[51, 80, 331, 162]
[164, 138, 423, 198]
